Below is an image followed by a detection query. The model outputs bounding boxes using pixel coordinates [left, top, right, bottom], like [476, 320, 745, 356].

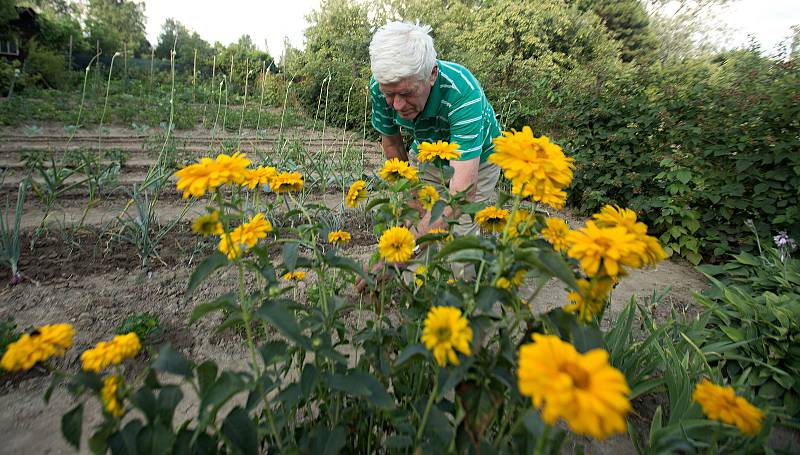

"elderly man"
[369, 21, 501, 241]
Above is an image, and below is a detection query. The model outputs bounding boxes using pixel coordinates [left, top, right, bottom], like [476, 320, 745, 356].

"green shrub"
[0, 316, 20, 359]
[115, 312, 161, 344]
[695, 243, 800, 423]
[25, 43, 69, 89]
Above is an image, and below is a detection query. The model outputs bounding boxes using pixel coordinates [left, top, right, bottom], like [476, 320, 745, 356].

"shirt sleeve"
[369, 78, 399, 136]
[448, 90, 486, 161]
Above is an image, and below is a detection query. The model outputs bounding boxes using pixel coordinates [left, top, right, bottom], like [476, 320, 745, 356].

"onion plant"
[0, 182, 26, 285]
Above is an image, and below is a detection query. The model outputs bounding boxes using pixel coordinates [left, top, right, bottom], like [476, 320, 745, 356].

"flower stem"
[415, 372, 439, 443]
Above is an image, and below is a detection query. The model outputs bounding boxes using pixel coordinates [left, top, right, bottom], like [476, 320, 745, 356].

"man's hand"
[382, 134, 407, 161]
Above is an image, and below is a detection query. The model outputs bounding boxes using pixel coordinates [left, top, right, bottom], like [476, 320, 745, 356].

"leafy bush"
[0, 58, 22, 95]
[0, 316, 20, 359]
[25, 43, 69, 89]
[696, 243, 800, 423]
[115, 312, 161, 345]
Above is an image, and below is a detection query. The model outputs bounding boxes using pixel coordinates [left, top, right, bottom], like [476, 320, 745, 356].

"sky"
[142, 0, 800, 60]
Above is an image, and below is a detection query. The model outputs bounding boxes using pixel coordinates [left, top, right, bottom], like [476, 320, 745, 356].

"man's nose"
[393, 96, 405, 111]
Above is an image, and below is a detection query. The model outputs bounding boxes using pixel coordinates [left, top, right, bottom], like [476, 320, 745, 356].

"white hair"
[369, 21, 437, 84]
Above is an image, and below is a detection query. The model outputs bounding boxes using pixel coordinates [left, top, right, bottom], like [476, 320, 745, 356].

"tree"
[568, 0, 658, 62]
[0, 0, 18, 35]
[155, 18, 213, 71]
[644, 0, 738, 60]
[84, 0, 148, 55]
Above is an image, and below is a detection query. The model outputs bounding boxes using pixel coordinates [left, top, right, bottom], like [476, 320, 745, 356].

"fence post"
[123, 41, 128, 88]
[229, 55, 234, 93]
[192, 48, 197, 103]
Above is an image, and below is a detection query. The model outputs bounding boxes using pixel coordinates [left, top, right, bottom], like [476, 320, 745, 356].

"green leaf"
[435, 236, 487, 259]
[157, 386, 183, 424]
[327, 370, 395, 410]
[364, 197, 390, 212]
[475, 287, 505, 312]
[300, 363, 318, 397]
[108, 419, 143, 455]
[222, 407, 258, 455]
[129, 387, 158, 422]
[310, 425, 347, 455]
[255, 299, 312, 350]
[259, 340, 289, 367]
[199, 371, 246, 422]
[283, 242, 299, 270]
[189, 292, 236, 324]
[186, 252, 228, 298]
[385, 434, 413, 449]
[720, 326, 744, 343]
[323, 250, 370, 283]
[61, 403, 83, 450]
[196, 360, 219, 396]
[394, 344, 428, 369]
[135, 423, 174, 455]
[429, 200, 447, 224]
[152, 344, 193, 378]
[570, 324, 604, 353]
[460, 202, 485, 215]
[675, 169, 691, 184]
[518, 248, 578, 291]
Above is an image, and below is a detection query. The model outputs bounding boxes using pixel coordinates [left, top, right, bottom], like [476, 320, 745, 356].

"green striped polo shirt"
[370, 60, 501, 163]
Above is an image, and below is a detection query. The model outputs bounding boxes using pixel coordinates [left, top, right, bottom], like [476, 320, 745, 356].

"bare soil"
[0, 124, 713, 454]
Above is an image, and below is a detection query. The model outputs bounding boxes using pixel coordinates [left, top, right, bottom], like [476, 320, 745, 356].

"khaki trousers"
[410, 154, 501, 279]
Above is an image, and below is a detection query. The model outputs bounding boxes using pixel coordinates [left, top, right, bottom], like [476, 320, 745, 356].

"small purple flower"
[774, 231, 795, 249]
[773, 231, 796, 262]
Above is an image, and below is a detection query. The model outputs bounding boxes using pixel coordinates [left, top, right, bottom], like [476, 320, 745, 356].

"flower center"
[561, 362, 590, 389]
[435, 326, 452, 342]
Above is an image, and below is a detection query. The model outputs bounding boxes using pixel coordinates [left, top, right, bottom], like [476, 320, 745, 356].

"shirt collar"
[418, 61, 442, 122]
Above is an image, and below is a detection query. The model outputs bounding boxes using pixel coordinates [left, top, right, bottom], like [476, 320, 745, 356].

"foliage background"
[1, 0, 799, 261]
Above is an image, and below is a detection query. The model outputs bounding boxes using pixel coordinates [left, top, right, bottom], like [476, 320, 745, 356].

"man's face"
[379, 66, 438, 120]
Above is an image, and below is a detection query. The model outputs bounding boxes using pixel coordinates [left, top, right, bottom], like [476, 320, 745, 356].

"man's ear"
[429, 65, 438, 86]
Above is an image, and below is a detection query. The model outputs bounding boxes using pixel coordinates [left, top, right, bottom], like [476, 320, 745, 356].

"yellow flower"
[566, 221, 645, 277]
[490, 127, 574, 209]
[218, 214, 272, 260]
[418, 185, 440, 211]
[593, 205, 667, 266]
[378, 226, 416, 263]
[192, 211, 223, 236]
[414, 266, 427, 287]
[346, 180, 368, 208]
[81, 333, 141, 373]
[270, 172, 304, 193]
[101, 375, 125, 417]
[447, 279, 456, 284]
[379, 158, 419, 183]
[421, 306, 472, 367]
[328, 230, 352, 245]
[239, 213, 272, 246]
[512, 269, 527, 286]
[417, 140, 461, 162]
[496, 269, 526, 289]
[1, 324, 75, 372]
[175, 152, 251, 199]
[565, 277, 614, 322]
[693, 379, 764, 435]
[475, 206, 510, 233]
[282, 271, 306, 281]
[542, 218, 571, 252]
[518, 334, 630, 439]
[507, 209, 534, 239]
[242, 166, 278, 190]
